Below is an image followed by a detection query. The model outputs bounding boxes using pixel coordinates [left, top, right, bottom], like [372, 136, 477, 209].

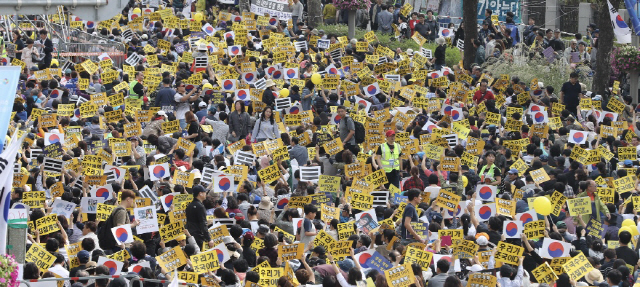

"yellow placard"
[562, 253, 594, 281]
[36, 214, 60, 236]
[383, 264, 415, 287]
[25, 243, 56, 272]
[495, 241, 524, 265]
[567, 197, 592, 216]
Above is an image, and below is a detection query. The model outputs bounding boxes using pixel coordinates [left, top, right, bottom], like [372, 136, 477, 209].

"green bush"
[317, 24, 462, 68]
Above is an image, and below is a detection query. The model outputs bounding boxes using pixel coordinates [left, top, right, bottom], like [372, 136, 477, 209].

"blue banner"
[0, 67, 22, 153]
[625, 0, 640, 35]
[477, 0, 521, 23]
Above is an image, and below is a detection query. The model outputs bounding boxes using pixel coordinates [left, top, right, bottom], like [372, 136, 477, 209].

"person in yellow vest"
[129, 72, 146, 101]
[374, 130, 403, 189]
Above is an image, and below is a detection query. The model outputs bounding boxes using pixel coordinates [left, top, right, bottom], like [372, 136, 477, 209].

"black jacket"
[185, 199, 211, 246]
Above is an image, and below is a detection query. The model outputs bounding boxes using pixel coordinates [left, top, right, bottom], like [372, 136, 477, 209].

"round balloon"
[462, 176, 468, 187]
[311, 73, 322, 84]
[50, 59, 59, 67]
[132, 7, 142, 14]
[533, 197, 551, 216]
[619, 226, 633, 235]
[631, 226, 639, 236]
[622, 219, 636, 228]
[194, 12, 204, 22]
[280, 88, 290, 97]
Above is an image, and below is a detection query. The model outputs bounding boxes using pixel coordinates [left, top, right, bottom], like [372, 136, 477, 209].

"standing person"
[185, 111, 203, 154]
[473, 79, 494, 105]
[337, 105, 359, 155]
[174, 81, 200, 129]
[290, 0, 304, 33]
[186, 185, 215, 249]
[12, 31, 24, 62]
[155, 77, 176, 109]
[504, 17, 519, 45]
[129, 72, 146, 100]
[400, 189, 424, 244]
[22, 38, 39, 70]
[98, 190, 139, 253]
[424, 10, 439, 42]
[262, 80, 276, 107]
[432, 37, 447, 70]
[369, 0, 383, 31]
[377, 5, 393, 34]
[559, 72, 583, 116]
[299, 204, 317, 244]
[251, 106, 279, 143]
[413, 14, 429, 39]
[452, 22, 464, 48]
[374, 130, 403, 189]
[228, 100, 251, 143]
[36, 30, 52, 69]
[301, 80, 315, 111]
[323, 0, 337, 25]
[523, 18, 536, 40]
[575, 180, 610, 224]
[478, 151, 501, 186]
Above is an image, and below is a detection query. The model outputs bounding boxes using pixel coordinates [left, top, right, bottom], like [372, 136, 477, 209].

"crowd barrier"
[18, 274, 202, 287]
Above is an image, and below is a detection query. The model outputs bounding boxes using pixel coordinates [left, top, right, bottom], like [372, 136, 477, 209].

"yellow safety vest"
[129, 80, 140, 99]
[381, 142, 400, 172]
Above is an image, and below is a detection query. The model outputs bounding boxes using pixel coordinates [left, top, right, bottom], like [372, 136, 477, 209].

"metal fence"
[559, 4, 580, 34]
[58, 42, 127, 67]
[19, 274, 202, 287]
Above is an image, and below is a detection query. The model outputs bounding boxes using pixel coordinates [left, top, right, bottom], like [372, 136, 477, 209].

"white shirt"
[174, 92, 190, 120]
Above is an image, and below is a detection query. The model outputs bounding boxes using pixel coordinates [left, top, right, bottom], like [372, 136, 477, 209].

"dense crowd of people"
[2, 0, 637, 287]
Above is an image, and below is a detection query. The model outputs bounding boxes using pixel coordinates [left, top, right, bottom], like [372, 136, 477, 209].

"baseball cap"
[624, 159, 633, 167]
[385, 130, 396, 137]
[191, 185, 205, 196]
[338, 258, 355, 272]
[540, 154, 548, 162]
[157, 110, 167, 116]
[556, 221, 567, 229]
[508, 168, 519, 174]
[77, 250, 90, 262]
[199, 102, 207, 107]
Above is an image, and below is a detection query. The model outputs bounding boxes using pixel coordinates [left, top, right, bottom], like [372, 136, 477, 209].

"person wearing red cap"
[374, 130, 403, 188]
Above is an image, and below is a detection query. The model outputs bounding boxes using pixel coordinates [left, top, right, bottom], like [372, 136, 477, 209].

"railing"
[19, 274, 202, 287]
[58, 42, 127, 67]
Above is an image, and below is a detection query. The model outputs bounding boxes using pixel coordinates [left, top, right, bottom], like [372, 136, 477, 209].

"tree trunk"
[463, 0, 478, 71]
[593, 0, 621, 94]
[307, 0, 323, 28]
[348, 10, 356, 39]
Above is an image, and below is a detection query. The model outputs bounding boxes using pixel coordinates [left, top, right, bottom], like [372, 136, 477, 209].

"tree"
[592, 0, 621, 94]
[308, 0, 323, 28]
[463, 0, 478, 71]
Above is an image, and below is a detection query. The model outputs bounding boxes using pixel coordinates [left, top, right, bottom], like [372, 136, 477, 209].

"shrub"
[484, 49, 593, 93]
[317, 24, 462, 67]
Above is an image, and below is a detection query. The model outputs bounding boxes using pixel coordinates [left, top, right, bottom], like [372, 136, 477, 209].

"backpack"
[97, 207, 126, 251]
[353, 120, 366, 144]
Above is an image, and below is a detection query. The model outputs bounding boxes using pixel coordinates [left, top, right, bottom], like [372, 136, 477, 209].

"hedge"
[317, 24, 462, 67]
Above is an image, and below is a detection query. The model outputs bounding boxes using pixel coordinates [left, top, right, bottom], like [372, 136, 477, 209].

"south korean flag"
[43, 157, 64, 174]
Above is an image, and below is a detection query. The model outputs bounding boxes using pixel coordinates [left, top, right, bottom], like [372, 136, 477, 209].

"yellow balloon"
[194, 12, 204, 22]
[462, 176, 468, 187]
[311, 73, 322, 85]
[622, 219, 636, 228]
[50, 59, 58, 67]
[203, 83, 213, 89]
[631, 226, 639, 236]
[132, 8, 141, 14]
[533, 197, 552, 216]
[280, 88, 290, 97]
[619, 226, 632, 235]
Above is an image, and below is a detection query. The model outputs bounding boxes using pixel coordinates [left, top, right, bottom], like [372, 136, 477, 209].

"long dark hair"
[260, 106, 275, 125]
